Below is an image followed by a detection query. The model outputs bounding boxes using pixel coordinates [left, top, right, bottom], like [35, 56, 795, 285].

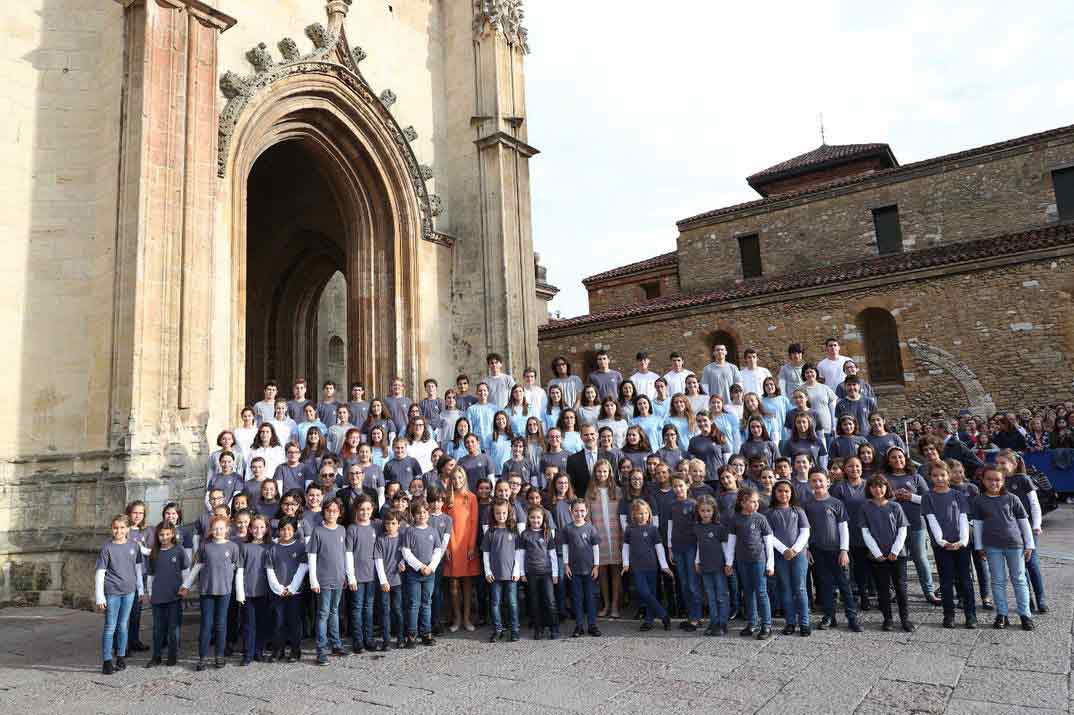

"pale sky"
[525, 0, 1074, 318]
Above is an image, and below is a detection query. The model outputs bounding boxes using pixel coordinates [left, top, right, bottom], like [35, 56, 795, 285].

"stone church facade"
[539, 124, 1074, 421]
[2, 0, 544, 603]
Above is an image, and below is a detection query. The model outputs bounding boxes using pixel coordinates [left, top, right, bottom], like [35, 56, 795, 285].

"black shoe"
[799, 625, 811, 637]
[572, 626, 584, 638]
[588, 626, 602, 637]
[848, 619, 864, 633]
[288, 649, 301, 662]
[195, 659, 206, 672]
[681, 622, 697, 632]
[509, 632, 520, 642]
[499, 629, 508, 641]
[549, 628, 560, 640]
[422, 635, 436, 646]
[858, 595, 870, 612]
[489, 631, 501, 644]
[662, 616, 672, 631]
[817, 616, 833, 630]
[1036, 603, 1049, 614]
[165, 655, 177, 666]
[224, 645, 234, 657]
[678, 620, 690, 630]
[1020, 616, 1036, 631]
[102, 660, 114, 675]
[739, 625, 756, 637]
[992, 615, 1008, 630]
[642, 622, 655, 632]
[756, 626, 772, 640]
[352, 642, 364, 654]
[404, 637, 416, 650]
[238, 659, 250, 667]
[965, 615, 978, 629]
[129, 642, 149, 653]
[942, 615, 955, 629]
[782, 624, 797, 636]
[901, 620, 916, 633]
[316, 655, 329, 666]
[377, 641, 388, 652]
[214, 658, 226, 669]
[331, 647, 347, 658]
[882, 619, 894, 631]
[364, 640, 377, 652]
[395, 637, 405, 649]
[432, 623, 443, 636]
[981, 598, 994, 611]
[532, 629, 542, 641]
[114, 657, 126, 671]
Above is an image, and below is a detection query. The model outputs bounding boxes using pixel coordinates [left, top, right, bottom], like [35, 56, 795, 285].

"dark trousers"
[813, 550, 858, 621]
[868, 556, 909, 622]
[127, 596, 145, 648]
[271, 593, 303, 652]
[349, 581, 376, 646]
[525, 573, 558, 632]
[934, 547, 976, 617]
[379, 586, 403, 642]
[198, 594, 230, 659]
[569, 572, 598, 627]
[242, 595, 270, 658]
[848, 546, 872, 597]
[151, 600, 181, 659]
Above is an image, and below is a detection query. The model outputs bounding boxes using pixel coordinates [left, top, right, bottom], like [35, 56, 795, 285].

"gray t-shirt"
[403, 525, 440, 565]
[96, 541, 141, 596]
[240, 542, 269, 598]
[887, 473, 930, 528]
[922, 490, 969, 543]
[693, 522, 727, 572]
[207, 473, 242, 504]
[384, 396, 413, 435]
[972, 493, 1028, 550]
[518, 528, 555, 576]
[731, 512, 772, 563]
[148, 546, 189, 605]
[861, 501, 909, 555]
[481, 527, 519, 581]
[485, 373, 516, 408]
[831, 480, 868, 547]
[275, 463, 310, 496]
[374, 534, 403, 587]
[804, 497, 848, 551]
[194, 540, 240, 595]
[307, 524, 347, 590]
[765, 506, 808, 552]
[700, 362, 741, 402]
[560, 522, 600, 573]
[624, 523, 662, 571]
[346, 522, 379, 583]
[459, 453, 496, 491]
[267, 539, 307, 587]
[587, 370, 623, 401]
[668, 498, 698, 549]
[430, 513, 454, 548]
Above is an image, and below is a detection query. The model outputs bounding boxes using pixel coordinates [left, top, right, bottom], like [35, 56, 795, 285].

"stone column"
[110, 0, 234, 507]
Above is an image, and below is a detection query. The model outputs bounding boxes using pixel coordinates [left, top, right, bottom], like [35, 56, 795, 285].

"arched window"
[328, 335, 345, 363]
[708, 330, 740, 366]
[860, 308, 904, 385]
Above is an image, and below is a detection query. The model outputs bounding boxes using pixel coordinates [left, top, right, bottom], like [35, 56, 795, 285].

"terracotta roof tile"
[679, 123, 1074, 230]
[582, 251, 677, 286]
[747, 143, 895, 184]
[541, 222, 1074, 333]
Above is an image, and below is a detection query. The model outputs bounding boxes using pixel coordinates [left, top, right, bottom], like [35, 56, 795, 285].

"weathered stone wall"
[753, 155, 893, 197]
[539, 255, 1074, 420]
[587, 270, 680, 314]
[677, 132, 1074, 292]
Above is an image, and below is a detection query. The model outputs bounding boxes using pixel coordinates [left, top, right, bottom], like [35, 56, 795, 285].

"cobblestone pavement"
[1, 508, 1071, 714]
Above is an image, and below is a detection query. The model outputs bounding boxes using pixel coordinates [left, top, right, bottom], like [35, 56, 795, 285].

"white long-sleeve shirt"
[769, 527, 811, 555]
[622, 543, 669, 571]
[925, 513, 970, 549]
[862, 526, 908, 560]
[722, 534, 776, 572]
[95, 564, 145, 605]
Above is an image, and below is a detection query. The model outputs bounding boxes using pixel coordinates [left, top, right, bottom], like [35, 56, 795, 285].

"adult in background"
[816, 338, 849, 389]
[566, 424, 600, 497]
[700, 343, 741, 403]
[931, 420, 984, 479]
[834, 360, 875, 401]
[442, 466, 480, 632]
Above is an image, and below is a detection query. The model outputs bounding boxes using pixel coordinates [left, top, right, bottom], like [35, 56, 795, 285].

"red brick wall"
[586, 271, 680, 314]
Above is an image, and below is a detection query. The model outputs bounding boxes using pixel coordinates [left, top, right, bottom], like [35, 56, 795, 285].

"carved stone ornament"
[906, 339, 996, 416]
[245, 43, 275, 73]
[473, 0, 530, 53]
[217, 2, 441, 242]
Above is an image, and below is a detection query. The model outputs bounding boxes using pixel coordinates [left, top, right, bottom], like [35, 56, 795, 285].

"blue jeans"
[315, 588, 343, 656]
[699, 570, 729, 625]
[101, 592, 135, 661]
[813, 550, 857, 621]
[569, 570, 597, 627]
[933, 546, 976, 617]
[739, 561, 772, 627]
[271, 594, 302, 651]
[490, 580, 520, 633]
[526, 573, 559, 631]
[971, 549, 992, 602]
[405, 572, 435, 637]
[349, 581, 376, 646]
[198, 593, 230, 659]
[906, 527, 936, 596]
[632, 569, 668, 623]
[127, 595, 145, 648]
[985, 547, 1031, 617]
[151, 600, 181, 659]
[672, 545, 700, 621]
[379, 586, 402, 642]
[242, 596, 270, 659]
[1025, 549, 1046, 608]
[431, 562, 445, 629]
[773, 551, 809, 626]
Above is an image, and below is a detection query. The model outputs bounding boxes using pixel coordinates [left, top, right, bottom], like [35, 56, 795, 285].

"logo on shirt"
[170, 556, 177, 564]
[129, 549, 136, 557]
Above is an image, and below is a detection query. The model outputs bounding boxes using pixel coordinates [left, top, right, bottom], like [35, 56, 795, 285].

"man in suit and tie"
[566, 423, 600, 497]
[932, 419, 984, 478]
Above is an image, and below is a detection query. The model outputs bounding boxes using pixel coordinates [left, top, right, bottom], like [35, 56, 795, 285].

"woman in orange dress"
[443, 465, 480, 631]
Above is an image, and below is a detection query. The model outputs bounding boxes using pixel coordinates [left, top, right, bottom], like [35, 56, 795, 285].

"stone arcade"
[1, 0, 548, 603]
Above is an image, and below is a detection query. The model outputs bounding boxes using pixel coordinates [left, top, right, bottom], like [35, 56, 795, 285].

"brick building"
[539, 124, 1074, 418]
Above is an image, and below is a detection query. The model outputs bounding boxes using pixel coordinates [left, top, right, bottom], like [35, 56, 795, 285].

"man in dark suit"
[932, 419, 984, 478]
[566, 424, 600, 497]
